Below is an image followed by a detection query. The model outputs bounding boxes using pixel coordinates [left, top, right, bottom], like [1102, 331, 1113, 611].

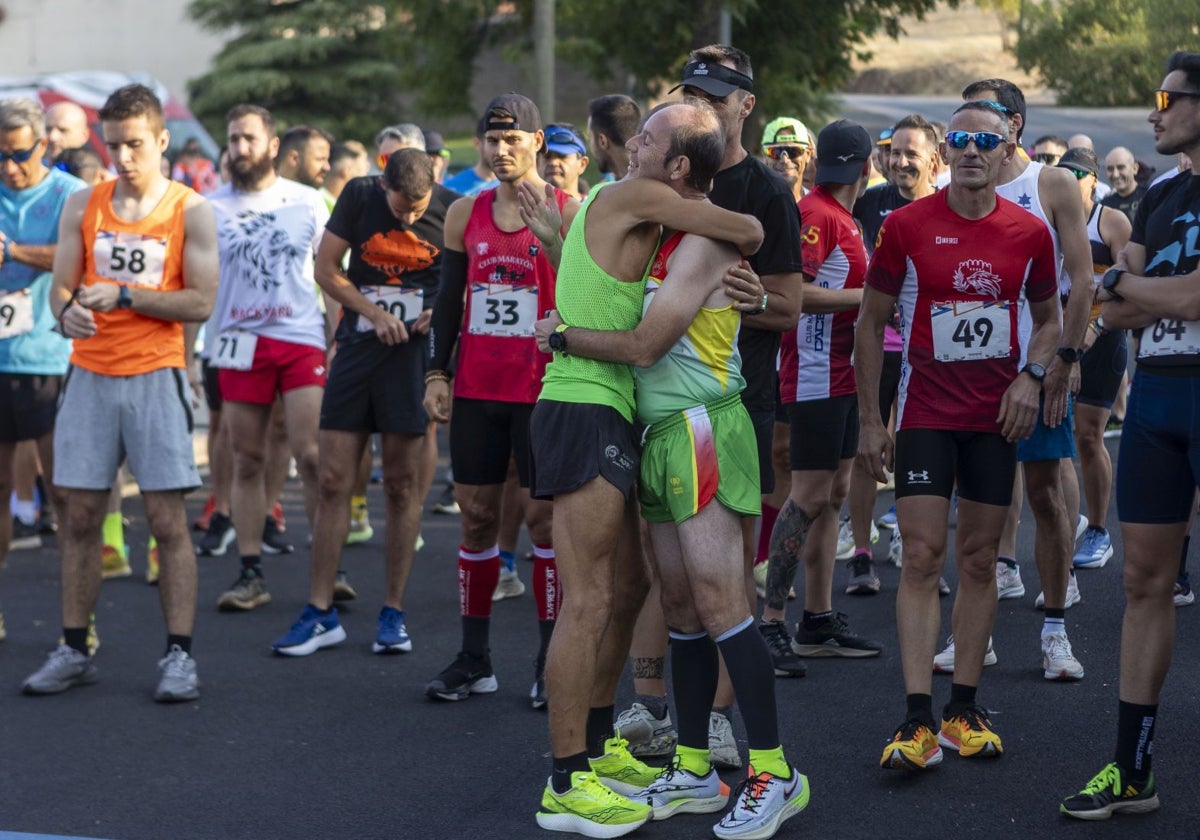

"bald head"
[45, 102, 90, 162]
[1105, 146, 1139, 196]
[1067, 134, 1094, 151]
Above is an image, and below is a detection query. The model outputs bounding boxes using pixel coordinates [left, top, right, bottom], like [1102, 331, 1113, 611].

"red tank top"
[455, 186, 567, 403]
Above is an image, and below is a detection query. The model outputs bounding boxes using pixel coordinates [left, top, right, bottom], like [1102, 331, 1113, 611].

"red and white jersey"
[865, 190, 1058, 433]
[455, 187, 568, 404]
[779, 186, 866, 402]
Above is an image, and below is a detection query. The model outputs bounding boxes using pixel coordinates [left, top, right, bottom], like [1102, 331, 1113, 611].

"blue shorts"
[1017, 393, 1076, 462]
[1116, 369, 1200, 524]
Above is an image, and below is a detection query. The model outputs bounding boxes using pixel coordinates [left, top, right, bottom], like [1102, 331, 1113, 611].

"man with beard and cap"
[206, 105, 333, 614]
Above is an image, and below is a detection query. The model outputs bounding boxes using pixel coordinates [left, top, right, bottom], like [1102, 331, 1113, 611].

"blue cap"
[544, 124, 587, 156]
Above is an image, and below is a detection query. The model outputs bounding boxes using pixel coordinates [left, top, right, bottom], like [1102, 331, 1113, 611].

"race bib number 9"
[210, 329, 258, 371]
[93, 230, 168, 288]
[930, 300, 1012, 362]
[0, 290, 34, 340]
[1139, 318, 1200, 359]
[467, 283, 538, 338]
[357, 286, 424, 332]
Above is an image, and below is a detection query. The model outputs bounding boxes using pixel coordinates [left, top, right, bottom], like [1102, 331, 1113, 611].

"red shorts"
[218, 335, 327, 406]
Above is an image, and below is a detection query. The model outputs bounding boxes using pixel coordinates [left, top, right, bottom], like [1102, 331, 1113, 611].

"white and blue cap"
[544, 124, 587, 156]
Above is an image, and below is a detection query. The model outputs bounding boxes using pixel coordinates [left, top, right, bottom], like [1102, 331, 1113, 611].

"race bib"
[357, 286, 424, 333]
[209, 329, 258, 370]
[0, 290, 34, 340]
[1139, 318, 1200, 359]
[467, 283, 538, 338]
[92, 230, 168, 288]
[930, 300, 1012, 362]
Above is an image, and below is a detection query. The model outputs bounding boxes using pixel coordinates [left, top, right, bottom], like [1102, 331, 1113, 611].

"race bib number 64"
[1139, 318, 1200, 359]
[930, 300, 1012, 362]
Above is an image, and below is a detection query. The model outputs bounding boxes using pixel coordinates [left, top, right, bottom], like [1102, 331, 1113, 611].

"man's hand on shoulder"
[534, 309, 564, 353]
[724, 260, 767, 314]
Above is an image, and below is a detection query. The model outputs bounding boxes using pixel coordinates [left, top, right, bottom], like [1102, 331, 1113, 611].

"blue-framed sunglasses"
[945, 131, 1005, 152]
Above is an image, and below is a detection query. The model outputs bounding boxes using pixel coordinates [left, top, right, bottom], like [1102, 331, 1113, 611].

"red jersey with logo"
[455, 187, 568, 404]
[865, 190, 1057, 433]
[780, 186, 866, 402]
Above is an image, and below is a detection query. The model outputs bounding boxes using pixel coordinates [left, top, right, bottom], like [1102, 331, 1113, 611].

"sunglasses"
[1032, 152, 1060, 164]
[376, 152, 392, 170]
[1064, 167, 1093, 180]
[945, 131, 1006, 152]
[545, 130, 584, 150]
[766, 145, 807, 162]
[1155, 89, 1200, 112]
[0, 143, 40, 164]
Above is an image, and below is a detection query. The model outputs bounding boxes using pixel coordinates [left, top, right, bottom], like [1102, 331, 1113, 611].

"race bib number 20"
[1139, 318, 1200, 359]
[930, 300, 1012, 362]
[357, 286, 424, 332]
[93, 230, 168, 288]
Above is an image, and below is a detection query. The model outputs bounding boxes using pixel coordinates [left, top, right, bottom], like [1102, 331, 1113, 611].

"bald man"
[44, 102, 90, 163]
[1102, 146, 1146, 221]
[1067, 134, 1094, 151]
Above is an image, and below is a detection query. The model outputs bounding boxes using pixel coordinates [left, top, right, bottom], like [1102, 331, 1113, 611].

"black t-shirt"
[1130, 172, 1200, 372]
[326, 177, 460, 345]
[853, 184, 910, 255]
[708, 155, 804, 411]
[1101, 182, 1148, 223]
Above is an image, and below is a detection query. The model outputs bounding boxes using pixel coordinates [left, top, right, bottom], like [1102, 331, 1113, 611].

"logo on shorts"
[952, 259, 1003, 299]
[907, 469, 931, 484]
[670, 476, 684, 496]
[605, 444, 635, 473]
[314, 365, 325, 376]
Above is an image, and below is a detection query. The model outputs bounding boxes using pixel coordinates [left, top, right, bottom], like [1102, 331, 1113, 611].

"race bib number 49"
[357, 286, 424, 332]
[0, 290, 34, 340]
[930, 300, 1012, 362]
[1139, 318, 1200, 359]
[93, 230, 168, 288]
[467, 283, 538, 338]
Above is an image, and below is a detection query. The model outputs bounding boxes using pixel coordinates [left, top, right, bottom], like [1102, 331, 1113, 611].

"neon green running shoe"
[1060, 762, 1159, 820]
[535, 770, 650, 838]
[589, 734, 661, 796]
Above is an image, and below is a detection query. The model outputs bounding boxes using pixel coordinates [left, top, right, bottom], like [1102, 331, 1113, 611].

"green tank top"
[538, 185, 648, 422]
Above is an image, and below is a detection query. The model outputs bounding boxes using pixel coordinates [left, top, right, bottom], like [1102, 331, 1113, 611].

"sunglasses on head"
[1155, 89, 1200, 112]
[945, 131, 1005, 152]
[766, 145, 806, 162]
[978, 99, 1011, 116]
[545, 130, 584, 150]
[0, 143, 40, 165]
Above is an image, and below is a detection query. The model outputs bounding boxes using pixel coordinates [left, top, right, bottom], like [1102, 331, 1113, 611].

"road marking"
[0, 833, 119, 840]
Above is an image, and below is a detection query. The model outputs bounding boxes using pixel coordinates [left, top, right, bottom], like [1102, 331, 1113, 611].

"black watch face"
[549, 332, 564, 351]
[1027, 363, 1045, 380]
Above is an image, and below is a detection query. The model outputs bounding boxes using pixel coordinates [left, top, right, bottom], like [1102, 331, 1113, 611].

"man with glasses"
[859, 100, 1061, 771]
[760, 116, 811, 203]
[1060, 50, 1200, 821]
[1031, 135, 1069, 167]
[540, 123, 589, 200]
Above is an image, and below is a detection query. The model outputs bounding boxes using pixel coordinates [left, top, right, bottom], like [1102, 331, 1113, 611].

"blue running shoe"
[877, 505, 897, 530]
[1073, 527, 1113, 569]
[373, 606, 413, 654]
[273, 605, 346, 656]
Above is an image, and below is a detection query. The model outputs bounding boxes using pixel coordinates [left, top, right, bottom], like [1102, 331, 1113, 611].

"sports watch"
[1101, 267, 1125, 301]
[547, 323, 569, 354]
[1020, 362, 1046, 383]
[1056, 347, 1083, 364]
[116, 285, 133, 310]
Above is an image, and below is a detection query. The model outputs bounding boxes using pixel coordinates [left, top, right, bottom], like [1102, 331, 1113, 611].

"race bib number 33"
[930, 300, 1012, 362]
[1139, 318, 1200, 359]
[93, 230, 168, 288]
[467, 283, 538, 338]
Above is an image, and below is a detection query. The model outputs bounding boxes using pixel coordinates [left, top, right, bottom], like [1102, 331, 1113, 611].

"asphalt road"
[0, 436, 1197, 840]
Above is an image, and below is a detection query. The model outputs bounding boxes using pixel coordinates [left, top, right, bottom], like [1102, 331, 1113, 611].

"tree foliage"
[1013, 0, 1200, 106]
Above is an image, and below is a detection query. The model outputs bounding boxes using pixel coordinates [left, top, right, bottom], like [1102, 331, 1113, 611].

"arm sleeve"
[429, 247, 467, 370]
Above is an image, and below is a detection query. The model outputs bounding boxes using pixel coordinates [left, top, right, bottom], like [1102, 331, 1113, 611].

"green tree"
[1013, 0, 1200, 106]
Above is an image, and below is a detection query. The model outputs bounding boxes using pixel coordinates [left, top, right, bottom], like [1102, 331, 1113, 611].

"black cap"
[482, 93, 542, 133]
[815, 120, 873, 186]
[423, 130, 450, 158]
[669, 60, 754, 98]
[1056, 147, 1099, 177]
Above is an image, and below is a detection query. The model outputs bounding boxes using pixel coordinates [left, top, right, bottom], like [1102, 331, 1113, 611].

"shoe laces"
[379, 608, 402, 634]
[950, 704, 991, 732]
[729, 771, 772, 815]
[161, 646, 191, 676]
[827, 612, 852, 634]
[847, 552, 873, 577]
[1080, 762, 1122, 796]
[616, 703, 651, 727]
[1044, 633, 1073, 661]
[894, 718, 932, 743]
[760, 622, 793, 657]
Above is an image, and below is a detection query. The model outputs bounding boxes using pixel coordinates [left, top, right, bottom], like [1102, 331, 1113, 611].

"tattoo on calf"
[764, 499, 813, 611]
[632, 657, 664, 680]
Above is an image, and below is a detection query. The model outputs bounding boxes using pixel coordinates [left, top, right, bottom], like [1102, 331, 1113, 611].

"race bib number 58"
[93, 230, 168, 288]
[467, 283, 538, 337]
[1139, 318, 1200, 359]
[930, 300, 1012, 362]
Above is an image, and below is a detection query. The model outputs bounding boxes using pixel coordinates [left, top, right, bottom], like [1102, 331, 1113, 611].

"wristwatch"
[1020, 362, 1046, 383]
[547, 323, 569, 354]
[1056, 346, 1083, 364]
[116, 285, 133, 310]
[1102, 267, 1125, 300]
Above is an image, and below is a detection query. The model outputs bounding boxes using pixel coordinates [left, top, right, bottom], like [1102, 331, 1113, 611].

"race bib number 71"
[930, 300, 1012, 362]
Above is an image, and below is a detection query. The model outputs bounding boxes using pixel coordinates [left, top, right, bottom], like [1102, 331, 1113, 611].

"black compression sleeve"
[430, 248, 467, 370]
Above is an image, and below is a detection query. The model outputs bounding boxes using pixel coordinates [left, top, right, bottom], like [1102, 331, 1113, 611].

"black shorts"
[0, 373, 61, 442]
[529, 400, 640, 500]
[748, 408, 775, 494]
[201, 359, 222, 413]
[452, 397, 534, 486]
[787, 395, 859, 471]
[1078, 328, 1128, 409]
[879, 350, 902, 424]
[894, 428, 1016, 507]
[320, 337, 428, 436]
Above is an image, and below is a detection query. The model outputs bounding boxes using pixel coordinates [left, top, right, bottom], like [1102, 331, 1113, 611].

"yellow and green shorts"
[638, 392, 761, 525]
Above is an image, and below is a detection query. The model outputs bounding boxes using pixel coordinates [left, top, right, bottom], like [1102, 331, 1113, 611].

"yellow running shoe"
[346, 501, 373, 545]
[880, 719, 943, 770]
[589, 735, 661, 796]
[101, 544, 131, 579]
[939, 704, 1003, 758]
[146, 538, 160, 585]
[535, 770, 650, 838]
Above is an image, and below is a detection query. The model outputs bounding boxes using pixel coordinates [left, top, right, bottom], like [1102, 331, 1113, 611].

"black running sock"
[586, 706, 615, 758]
[1114, 701, 1157, 783]
[716, 620, 780, 750]
[537, 619, 555, 662]
[552, 752, 590, 793]
[669, 631, 719, 750]
[309, 603, 334, 615]
[1045, 607, 1066, 620]
[240, 554, 261, 574]
[63, 627, 89, 656]
[905, 693, 935, 729]
[462, 616, 490, 658]
[166, 634, 192, 655]
[635, 693, 669, 721]
[801, 610, 832, 630]
[946, 683, 978, 717]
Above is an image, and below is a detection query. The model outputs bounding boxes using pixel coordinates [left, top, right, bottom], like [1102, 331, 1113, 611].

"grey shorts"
[54, 366, 201, 493]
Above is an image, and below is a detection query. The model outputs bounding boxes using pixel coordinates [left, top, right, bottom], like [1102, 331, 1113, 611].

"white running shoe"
[713, 766, 810, 840]
[708, 711, 741, 770]
[996, 562, 1025, 600]
[614, 702, 677, 758]
[1042, 631, 1085, 681]
[492, 568, 525, 601]
[1075, 514, 1089, 543]
[835, 517, 878, 561]
[1035, 572, 1082, 609]
[636, 760, 729, 820]
[933, 634, 998, 674]
[887, 530, 903, 568]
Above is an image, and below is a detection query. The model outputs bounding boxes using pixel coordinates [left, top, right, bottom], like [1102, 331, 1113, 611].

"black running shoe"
[426, 651, 498, 701]
[261, 516, 294, 555]
[758, 620, 807, 677]
[1061, 762, 1159, 820]
[792, 612, 883, 658]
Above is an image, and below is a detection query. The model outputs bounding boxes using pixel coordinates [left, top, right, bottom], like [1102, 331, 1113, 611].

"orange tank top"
[72, 180, 192, 375]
